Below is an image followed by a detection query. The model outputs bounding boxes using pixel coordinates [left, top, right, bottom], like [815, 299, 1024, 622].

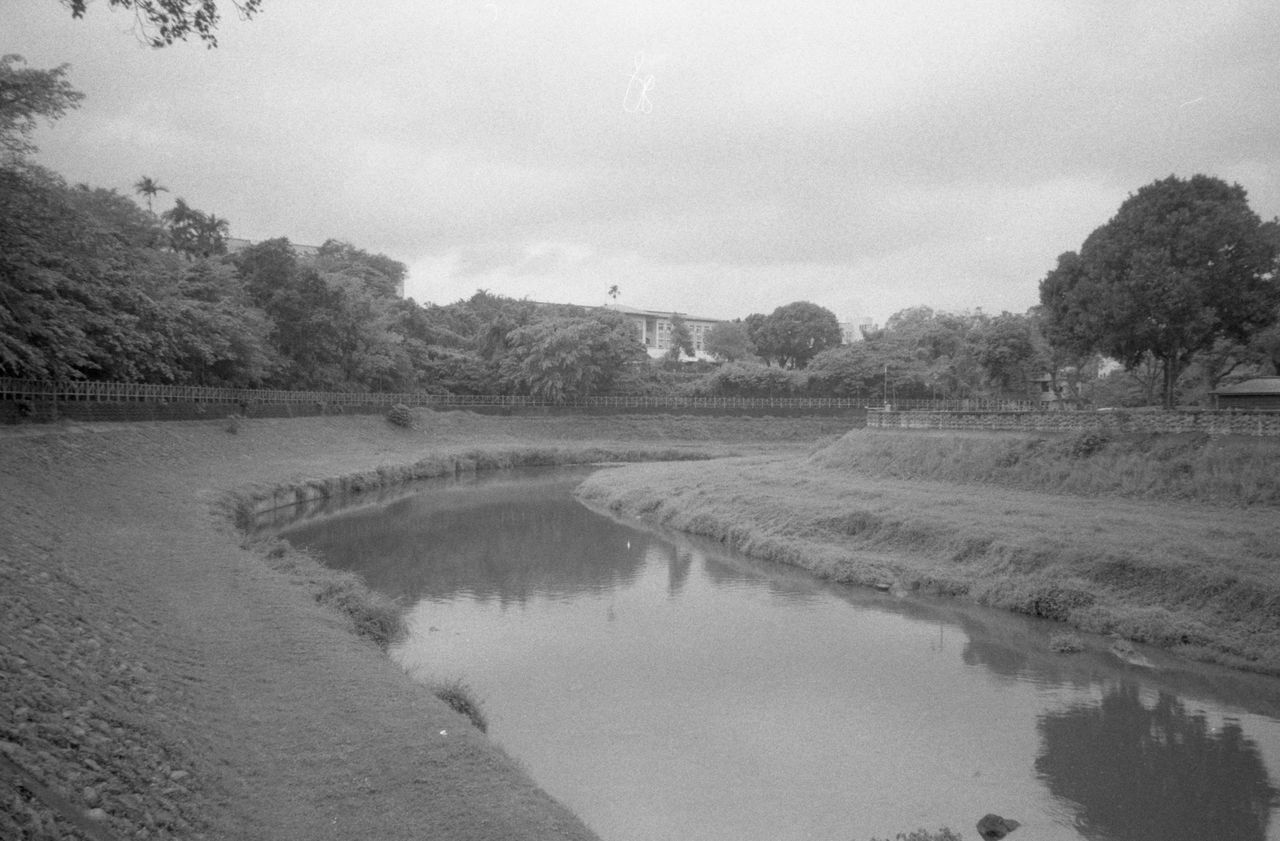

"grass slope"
[577, 428, 1280, 674]
[0, 410, 843, 840]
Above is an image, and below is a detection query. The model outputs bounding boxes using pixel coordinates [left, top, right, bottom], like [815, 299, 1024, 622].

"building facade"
[608, 306, 722, 360]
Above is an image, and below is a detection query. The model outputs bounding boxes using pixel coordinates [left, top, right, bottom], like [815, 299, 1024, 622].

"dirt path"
[1, 413, 846, 840]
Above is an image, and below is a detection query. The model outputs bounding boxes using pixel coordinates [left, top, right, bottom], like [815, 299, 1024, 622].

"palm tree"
[133, 176, 168, 214]
[608, 284, 620, 304]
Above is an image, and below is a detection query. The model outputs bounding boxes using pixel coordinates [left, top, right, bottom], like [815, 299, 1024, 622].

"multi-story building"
[607, 305, 722, 360]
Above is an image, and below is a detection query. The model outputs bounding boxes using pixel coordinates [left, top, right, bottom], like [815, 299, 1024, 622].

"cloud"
[8, 0, 1280, 324]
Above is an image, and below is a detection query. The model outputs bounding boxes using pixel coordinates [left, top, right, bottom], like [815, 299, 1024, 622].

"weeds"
[253, 539, 405, 649]
[867, 828, 963, 841]
[1049, 631, 1085, 653]
[431, 677, 489, 732]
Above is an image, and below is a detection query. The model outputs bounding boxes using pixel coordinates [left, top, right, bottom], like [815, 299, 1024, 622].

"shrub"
[432, 677, 489, 732]
[386, 403, 414, 428]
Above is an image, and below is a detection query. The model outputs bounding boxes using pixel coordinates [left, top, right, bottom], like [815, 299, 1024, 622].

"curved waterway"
[270, 466, 1280, 841]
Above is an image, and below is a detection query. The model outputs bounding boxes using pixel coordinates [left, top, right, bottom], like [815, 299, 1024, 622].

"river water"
[270, 466, 1280, 841]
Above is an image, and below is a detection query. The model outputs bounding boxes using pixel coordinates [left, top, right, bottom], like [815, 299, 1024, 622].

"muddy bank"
[0, 412, 843, 840]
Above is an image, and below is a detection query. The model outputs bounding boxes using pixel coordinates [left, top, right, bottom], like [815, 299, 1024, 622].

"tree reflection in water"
[1035, 684, 1277, 841]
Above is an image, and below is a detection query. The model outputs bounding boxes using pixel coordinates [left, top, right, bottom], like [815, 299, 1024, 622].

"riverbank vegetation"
[577, 428, 1280, 674]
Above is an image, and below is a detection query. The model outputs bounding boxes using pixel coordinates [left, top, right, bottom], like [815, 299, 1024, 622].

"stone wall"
[865, 409, 1280, 436]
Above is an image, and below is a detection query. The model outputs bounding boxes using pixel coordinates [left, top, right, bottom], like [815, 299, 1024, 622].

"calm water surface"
[273, 467, 1280, 841]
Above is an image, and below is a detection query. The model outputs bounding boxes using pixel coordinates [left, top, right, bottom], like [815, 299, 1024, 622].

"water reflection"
[1036, 685, 1278, 841]
[278, 468, 651, 604]
[270, 467, 1280, 841]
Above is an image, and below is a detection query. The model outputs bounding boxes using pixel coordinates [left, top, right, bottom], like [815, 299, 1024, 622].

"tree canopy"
[0, 55, 83, 161]
[1039, 174, 1279, 406]
[63, 0, 264, 47]
[748, 301, 843, 368]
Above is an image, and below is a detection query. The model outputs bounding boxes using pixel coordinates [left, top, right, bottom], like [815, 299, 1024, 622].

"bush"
[431, 677, 489, 732]
[386, 403, 414, 428]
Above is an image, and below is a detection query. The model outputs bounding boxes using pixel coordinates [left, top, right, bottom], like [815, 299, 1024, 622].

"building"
[607, 305, 722, 360]
[839, 317, 877, 344]
[1213, 377, 1280, 411]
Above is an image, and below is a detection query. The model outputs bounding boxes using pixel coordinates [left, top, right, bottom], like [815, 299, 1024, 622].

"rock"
[83, 785, 101, 806]
[977, 813, 1021, 840]
[87, 808, 108, 822]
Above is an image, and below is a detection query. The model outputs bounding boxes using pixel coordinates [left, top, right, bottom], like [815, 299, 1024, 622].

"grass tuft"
[431, 677, 489, 732]
[1049, 631, 1085, 653]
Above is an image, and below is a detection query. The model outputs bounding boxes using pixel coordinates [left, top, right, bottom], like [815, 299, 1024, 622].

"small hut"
[1213, 377, 1280, 411]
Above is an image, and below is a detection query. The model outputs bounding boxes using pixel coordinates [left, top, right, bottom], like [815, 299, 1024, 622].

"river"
[268, 466, 1280, 841]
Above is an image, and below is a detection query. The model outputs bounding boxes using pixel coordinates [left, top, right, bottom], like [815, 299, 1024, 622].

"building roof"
[606, 304, 722, 323]
[1214, 377, 1280, 395]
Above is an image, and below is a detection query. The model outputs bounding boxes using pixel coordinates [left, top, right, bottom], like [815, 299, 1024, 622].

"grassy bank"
[577, 428, 1280, 674]
[812, 428, 1280, 506]
[1, 411, 847, 840]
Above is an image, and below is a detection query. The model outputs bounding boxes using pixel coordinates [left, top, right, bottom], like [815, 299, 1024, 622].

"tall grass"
[811, 428, 1280, 506]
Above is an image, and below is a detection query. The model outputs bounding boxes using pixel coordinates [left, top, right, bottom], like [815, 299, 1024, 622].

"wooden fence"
[0, 378, 872, 413]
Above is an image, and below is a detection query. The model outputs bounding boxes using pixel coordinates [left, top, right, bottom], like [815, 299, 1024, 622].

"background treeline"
[4, 158, 1277, 406]
[4, 56, 1279, 407]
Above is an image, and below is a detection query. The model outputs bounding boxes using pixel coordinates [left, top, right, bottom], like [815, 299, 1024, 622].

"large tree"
[501, 312, 646, 402]
[704, 320, 752, 362]
[1040, 175, 1279, 407]
[752, 301, 843, 369]
[63, 0, 264, 48]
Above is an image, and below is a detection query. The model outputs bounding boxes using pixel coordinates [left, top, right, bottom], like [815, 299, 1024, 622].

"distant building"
[606, 305, 722, 360]
[1213, 377, 1280, 411]
[839, 317, 877, 344]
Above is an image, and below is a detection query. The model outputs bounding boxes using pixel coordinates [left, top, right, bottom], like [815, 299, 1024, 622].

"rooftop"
[1214, 377, 1280, 395]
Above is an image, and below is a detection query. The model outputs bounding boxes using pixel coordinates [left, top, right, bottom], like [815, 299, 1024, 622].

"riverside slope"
[576, 429, 1280, 675]
[0, 411, 845, 840]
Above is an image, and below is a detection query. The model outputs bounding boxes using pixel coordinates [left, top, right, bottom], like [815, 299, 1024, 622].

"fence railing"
[0, 378, 873, 411]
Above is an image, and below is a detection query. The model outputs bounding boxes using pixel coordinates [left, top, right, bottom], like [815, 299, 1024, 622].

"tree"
[608, 284, 620, 303]
[162, 197, 229, 258]
[753, 301, 843, 369]
[1040, 175, 1280, 407]
[0, 55, 84, 161]
[704, 320, 752, 362]
[973, 312, 1044, 397]
[665, 314, 695, 362]
[133, 175, 168, 213]
[501, 312, 646, 402]
[63, 0, 264, 48]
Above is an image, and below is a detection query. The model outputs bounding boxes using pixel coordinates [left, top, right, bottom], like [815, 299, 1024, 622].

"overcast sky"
[8, 1, 1280, 323]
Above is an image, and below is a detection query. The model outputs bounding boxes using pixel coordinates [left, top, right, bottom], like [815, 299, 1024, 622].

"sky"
[7, 1, 1280, 325]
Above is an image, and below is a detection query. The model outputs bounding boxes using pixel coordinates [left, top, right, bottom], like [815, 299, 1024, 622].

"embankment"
[0, 411, 845, 840]
[576, 428, 1280, 675]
